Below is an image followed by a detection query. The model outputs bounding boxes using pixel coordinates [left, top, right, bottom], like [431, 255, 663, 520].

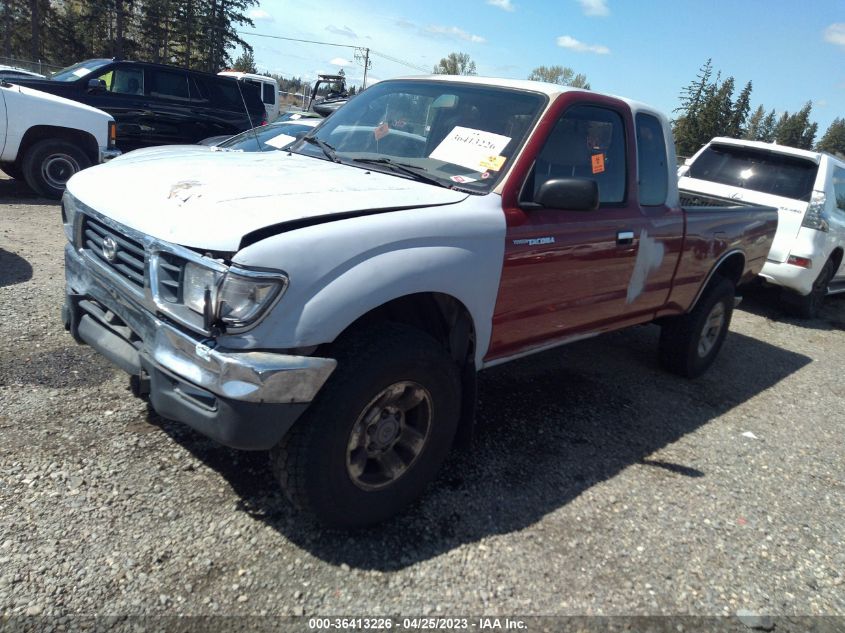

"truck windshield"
[291, 79, 546, 192]
[689, 144, 819, 202]
[51, 59, 112, 82]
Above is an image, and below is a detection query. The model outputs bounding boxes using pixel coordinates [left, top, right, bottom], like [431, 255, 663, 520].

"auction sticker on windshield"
[264, 134, 297, 149]
[430, 126, 511, 172]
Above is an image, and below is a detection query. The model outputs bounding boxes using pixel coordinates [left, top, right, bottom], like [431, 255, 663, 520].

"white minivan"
[679, 137, 845, 317]
[217, 71, 279, 122]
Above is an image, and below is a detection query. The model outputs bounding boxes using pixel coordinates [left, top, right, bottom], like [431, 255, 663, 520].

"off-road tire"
[22, 140, 91, 199]
[659, 276, 735, 378]
[271, 323, 461, 528]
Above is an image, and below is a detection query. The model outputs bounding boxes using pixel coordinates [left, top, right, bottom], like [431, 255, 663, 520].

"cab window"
[530, 105, 627, 205]
[91, 67, 144, 95]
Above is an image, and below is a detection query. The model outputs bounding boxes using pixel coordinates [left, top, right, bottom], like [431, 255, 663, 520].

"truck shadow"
[150, 324, 810, 571]
[738, 283, 845, 331]
[0, 176, 55, 205]
[0, 248, 33, 287]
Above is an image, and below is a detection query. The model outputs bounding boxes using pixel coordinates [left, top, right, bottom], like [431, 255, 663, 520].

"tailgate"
[679, 177, 806, 263]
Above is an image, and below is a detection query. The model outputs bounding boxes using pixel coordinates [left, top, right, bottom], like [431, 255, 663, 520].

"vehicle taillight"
[801, 191, 828, 232]
[787, 255, 813, 269]
[260, 112, 268, 126]
[108, 121, 117, 148]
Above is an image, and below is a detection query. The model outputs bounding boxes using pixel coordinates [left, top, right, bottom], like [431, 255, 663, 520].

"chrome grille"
[157, 252, 185, 302]
[81, 216, 146, 289]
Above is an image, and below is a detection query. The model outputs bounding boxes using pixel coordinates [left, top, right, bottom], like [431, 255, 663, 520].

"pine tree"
[776, 102, 816, 150]
[743, 105, 765, 140]
[759, 110, 778, 142]
[232, 48, 256, 73]
[816, 118, 845, 157]
[726, 80, 752, 138]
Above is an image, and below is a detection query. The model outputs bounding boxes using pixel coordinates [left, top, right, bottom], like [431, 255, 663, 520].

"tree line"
[1, 0, 257, 74]
[673, 59, 844, 157]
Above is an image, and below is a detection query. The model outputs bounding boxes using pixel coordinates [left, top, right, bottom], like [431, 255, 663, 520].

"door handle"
[617, 230, 635, 245]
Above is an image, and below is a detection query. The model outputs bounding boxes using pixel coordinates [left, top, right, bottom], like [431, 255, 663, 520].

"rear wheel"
[659, 276, 735, 378]
[782, 257, 837, 319]
[22, 140, 91, 198]
[271, 323, 461, 527]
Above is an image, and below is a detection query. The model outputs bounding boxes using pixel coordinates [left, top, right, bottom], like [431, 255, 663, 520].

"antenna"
[233, 76, 263, 151]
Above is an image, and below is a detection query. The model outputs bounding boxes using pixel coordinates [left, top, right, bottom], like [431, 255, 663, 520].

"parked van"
[679, 137, 845, 317]
[218, 71, 280, 122]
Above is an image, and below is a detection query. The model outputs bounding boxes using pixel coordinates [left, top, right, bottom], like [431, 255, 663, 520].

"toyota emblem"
[102, 236, 118, 262]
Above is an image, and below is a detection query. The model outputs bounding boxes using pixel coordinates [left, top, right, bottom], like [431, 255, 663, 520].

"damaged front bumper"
[64, 243, 336, 450]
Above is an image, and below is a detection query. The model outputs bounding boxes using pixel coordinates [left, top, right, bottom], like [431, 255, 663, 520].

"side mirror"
[87, 78, 107, 93]
[528, 178, 599, 211]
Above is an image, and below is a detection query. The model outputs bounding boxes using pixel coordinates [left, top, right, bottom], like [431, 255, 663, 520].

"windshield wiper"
[351, 158, 449, 188]
[302, 136, 340, 162]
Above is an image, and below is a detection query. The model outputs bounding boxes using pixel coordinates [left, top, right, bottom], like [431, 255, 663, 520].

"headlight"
[182, 261, 223, 314]
[216, 268, 288, 329]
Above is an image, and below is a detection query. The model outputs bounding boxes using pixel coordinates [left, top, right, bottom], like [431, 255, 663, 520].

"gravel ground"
[1, 174, 844, 624]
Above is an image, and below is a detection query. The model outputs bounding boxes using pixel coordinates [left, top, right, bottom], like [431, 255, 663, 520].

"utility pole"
[355, 47, 371, 89]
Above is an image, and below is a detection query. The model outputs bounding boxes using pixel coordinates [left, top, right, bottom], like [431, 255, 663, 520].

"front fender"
[224, 195, 507, 366]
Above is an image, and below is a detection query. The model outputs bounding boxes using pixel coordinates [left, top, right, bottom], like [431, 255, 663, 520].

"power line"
[237, 31, 358, 50]
[369, 49, 429, 73]
[237, 31, 430, 74]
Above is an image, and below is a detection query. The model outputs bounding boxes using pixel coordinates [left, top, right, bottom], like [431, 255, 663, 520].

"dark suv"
[13, 59, 266, 152]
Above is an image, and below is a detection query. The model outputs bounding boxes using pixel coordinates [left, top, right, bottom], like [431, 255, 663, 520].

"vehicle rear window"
[689, 144, 818, 202]
[205, 77, 247, 110]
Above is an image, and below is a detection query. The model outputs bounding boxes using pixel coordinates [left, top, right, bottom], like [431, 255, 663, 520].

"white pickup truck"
[61, 76, 776, 527]
[0, 79, 120, 197]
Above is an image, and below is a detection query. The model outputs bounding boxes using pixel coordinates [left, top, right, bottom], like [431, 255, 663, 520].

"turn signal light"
[108, 121, 117, 148]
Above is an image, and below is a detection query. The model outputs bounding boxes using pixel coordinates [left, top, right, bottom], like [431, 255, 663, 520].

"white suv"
[679, 137, 845, 317]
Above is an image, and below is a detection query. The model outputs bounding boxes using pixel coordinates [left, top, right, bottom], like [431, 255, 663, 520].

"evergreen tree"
[743, 105, 765, 141]
[232, 48, 256, 73]
[726, 80, 752, 138]
[759, 109, 778, 142]
[775, 102, 816, 150]
[816, 118, 845, 157]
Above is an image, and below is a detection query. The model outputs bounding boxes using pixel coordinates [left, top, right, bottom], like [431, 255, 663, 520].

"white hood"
[67, 148, 469, 251]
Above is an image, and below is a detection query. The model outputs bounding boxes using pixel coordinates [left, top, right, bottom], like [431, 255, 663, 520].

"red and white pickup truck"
[61, 76, 777, 526]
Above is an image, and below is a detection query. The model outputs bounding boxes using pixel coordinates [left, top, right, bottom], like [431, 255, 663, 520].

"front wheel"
[659, 276, 735, 378]
[271, 323, 461, 527]
[22, 140, 91, 198]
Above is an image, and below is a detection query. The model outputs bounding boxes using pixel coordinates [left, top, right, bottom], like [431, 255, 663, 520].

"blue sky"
[239, 0, 844, 135]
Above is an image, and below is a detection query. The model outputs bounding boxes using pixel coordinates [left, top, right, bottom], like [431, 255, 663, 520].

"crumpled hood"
[67, 147, 469, 251]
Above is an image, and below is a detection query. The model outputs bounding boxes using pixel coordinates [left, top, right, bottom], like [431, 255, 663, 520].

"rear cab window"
[689, 144, 819, 202]
[635, 113, 668, 206]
